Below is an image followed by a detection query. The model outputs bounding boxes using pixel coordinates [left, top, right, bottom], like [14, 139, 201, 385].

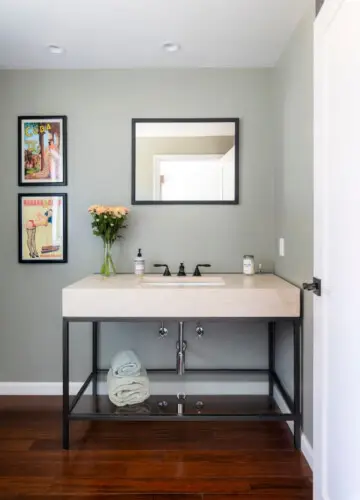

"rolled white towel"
[111, 349, 141, 377]
[107, 367, 150, 407]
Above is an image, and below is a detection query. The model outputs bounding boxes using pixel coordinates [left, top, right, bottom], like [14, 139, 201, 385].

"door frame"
[316, 0, 326, 15]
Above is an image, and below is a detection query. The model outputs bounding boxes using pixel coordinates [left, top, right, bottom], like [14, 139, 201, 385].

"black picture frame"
[18, 193, 68, 264]
[18, 115, 68, 186]
[131, 117, 240, 205]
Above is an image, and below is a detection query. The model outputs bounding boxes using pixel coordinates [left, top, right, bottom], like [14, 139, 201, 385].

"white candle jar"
[243, 255, 255, 275]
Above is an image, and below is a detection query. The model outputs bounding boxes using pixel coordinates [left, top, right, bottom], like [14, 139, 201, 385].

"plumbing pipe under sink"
[176, 321, 187, 375]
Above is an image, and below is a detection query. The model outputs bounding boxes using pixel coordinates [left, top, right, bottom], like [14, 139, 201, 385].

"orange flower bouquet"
[88, 205, 129, 277]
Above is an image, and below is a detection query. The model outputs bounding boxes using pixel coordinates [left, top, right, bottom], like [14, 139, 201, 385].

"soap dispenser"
[134, 249, 145, 276]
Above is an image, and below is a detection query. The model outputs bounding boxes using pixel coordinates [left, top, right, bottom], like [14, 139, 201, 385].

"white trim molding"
[0, 382, 95, 396]
[274, 386, 313, 470]
[0, 380, 268, 396]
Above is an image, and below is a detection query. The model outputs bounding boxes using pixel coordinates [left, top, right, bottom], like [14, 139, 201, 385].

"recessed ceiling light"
[48, 45, 65, 55]
[163, 42, 181, 53]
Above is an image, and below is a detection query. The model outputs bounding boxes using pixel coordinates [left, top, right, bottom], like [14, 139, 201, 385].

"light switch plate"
[279, 238, 285, 257]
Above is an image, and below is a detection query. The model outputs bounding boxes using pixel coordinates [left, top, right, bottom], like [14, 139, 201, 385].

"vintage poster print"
[18, 116, 67, 186]
[18, 194, 68, 263]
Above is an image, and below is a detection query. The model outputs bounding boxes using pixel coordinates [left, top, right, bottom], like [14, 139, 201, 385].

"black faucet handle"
[193, 264, 211, 277]
[177, 262, 186, 276]
[154, 264, 171, 276]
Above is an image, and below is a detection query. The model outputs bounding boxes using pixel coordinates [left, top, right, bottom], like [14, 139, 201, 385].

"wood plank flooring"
[0, 397, 312, 499]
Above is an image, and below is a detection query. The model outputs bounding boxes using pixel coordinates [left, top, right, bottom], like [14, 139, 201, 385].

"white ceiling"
[136, 122, 235, 137]
[0, 0, 312, 69]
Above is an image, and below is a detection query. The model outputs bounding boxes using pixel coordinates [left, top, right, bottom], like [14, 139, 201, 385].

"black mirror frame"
[131, 117, 240, 205]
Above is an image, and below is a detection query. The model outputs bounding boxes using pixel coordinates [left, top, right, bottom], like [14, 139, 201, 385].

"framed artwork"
[18, 116, 67, 186]
[18, 193, 68, 263]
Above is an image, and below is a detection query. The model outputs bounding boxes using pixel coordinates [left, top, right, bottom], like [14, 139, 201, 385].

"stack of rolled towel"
[107, 350, 150, 407]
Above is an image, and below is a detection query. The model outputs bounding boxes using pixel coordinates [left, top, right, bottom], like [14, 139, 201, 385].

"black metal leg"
[268, 322, 275, 398]
[293, 319, 301, 450]
[92, 322, 99, 413]
[92, 322, 99, 397]
[62, 318, 70, 450]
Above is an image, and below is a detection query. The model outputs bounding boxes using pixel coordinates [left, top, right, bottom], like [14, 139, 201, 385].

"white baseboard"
[0, 382, 98, 396]
[301, 433, 313, 471]
[274, 386, 313, 470]
[0, 379, 268, 396]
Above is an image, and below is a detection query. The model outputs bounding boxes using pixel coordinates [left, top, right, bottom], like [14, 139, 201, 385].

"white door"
[155, 155, 223, 201]
[314, 1, 360, 499]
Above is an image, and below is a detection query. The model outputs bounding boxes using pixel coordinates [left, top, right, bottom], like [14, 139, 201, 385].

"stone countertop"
[62, 273, 300, 319]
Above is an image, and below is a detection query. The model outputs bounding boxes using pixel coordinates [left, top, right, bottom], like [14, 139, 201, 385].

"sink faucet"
[154, 264, 171, 276]
[177, 263, 186, 276]
[193, 264, 211, 276]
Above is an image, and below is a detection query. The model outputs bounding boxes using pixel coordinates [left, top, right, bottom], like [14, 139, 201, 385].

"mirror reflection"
[132, 119, 239, 204]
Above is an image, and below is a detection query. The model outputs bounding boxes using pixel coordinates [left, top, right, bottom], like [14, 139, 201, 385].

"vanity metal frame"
[62, 316, 302, 450]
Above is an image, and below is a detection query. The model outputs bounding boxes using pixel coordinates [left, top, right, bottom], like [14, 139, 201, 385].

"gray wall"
[273, 8, 314, 444]
[0, 69, 276, 383]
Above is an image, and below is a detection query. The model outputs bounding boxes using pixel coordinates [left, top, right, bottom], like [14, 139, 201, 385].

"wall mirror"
[131, 118, 239, 204]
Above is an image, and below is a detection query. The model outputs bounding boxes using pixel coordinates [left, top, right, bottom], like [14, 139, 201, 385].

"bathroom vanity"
[62, 273, 301, 450]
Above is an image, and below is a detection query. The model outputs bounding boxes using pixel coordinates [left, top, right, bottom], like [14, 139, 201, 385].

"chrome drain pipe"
[176, 321, 187, 375]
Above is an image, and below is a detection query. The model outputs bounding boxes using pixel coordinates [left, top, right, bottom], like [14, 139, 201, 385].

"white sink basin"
[141, 276, 225, 287]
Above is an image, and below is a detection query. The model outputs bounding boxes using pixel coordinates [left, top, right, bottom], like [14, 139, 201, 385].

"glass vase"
[101, 241, 116, 277]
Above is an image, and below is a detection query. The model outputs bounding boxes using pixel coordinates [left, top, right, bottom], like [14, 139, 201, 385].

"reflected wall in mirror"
[132, 118, 239, 204]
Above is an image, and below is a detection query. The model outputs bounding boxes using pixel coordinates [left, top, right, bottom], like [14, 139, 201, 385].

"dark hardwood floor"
[0, 397, 312, 499]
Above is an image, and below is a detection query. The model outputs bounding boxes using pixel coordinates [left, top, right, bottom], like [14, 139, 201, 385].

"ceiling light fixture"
[163, 42, 181, 53]
[48, 45, 64, 55]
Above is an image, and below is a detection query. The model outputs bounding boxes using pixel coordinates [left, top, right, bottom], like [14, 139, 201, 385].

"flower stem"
[101, 241, 116, 277]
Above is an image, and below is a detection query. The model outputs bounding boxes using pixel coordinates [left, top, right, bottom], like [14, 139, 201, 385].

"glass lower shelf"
[68, 371, 289, 419]
[70, 394, 282, 418]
